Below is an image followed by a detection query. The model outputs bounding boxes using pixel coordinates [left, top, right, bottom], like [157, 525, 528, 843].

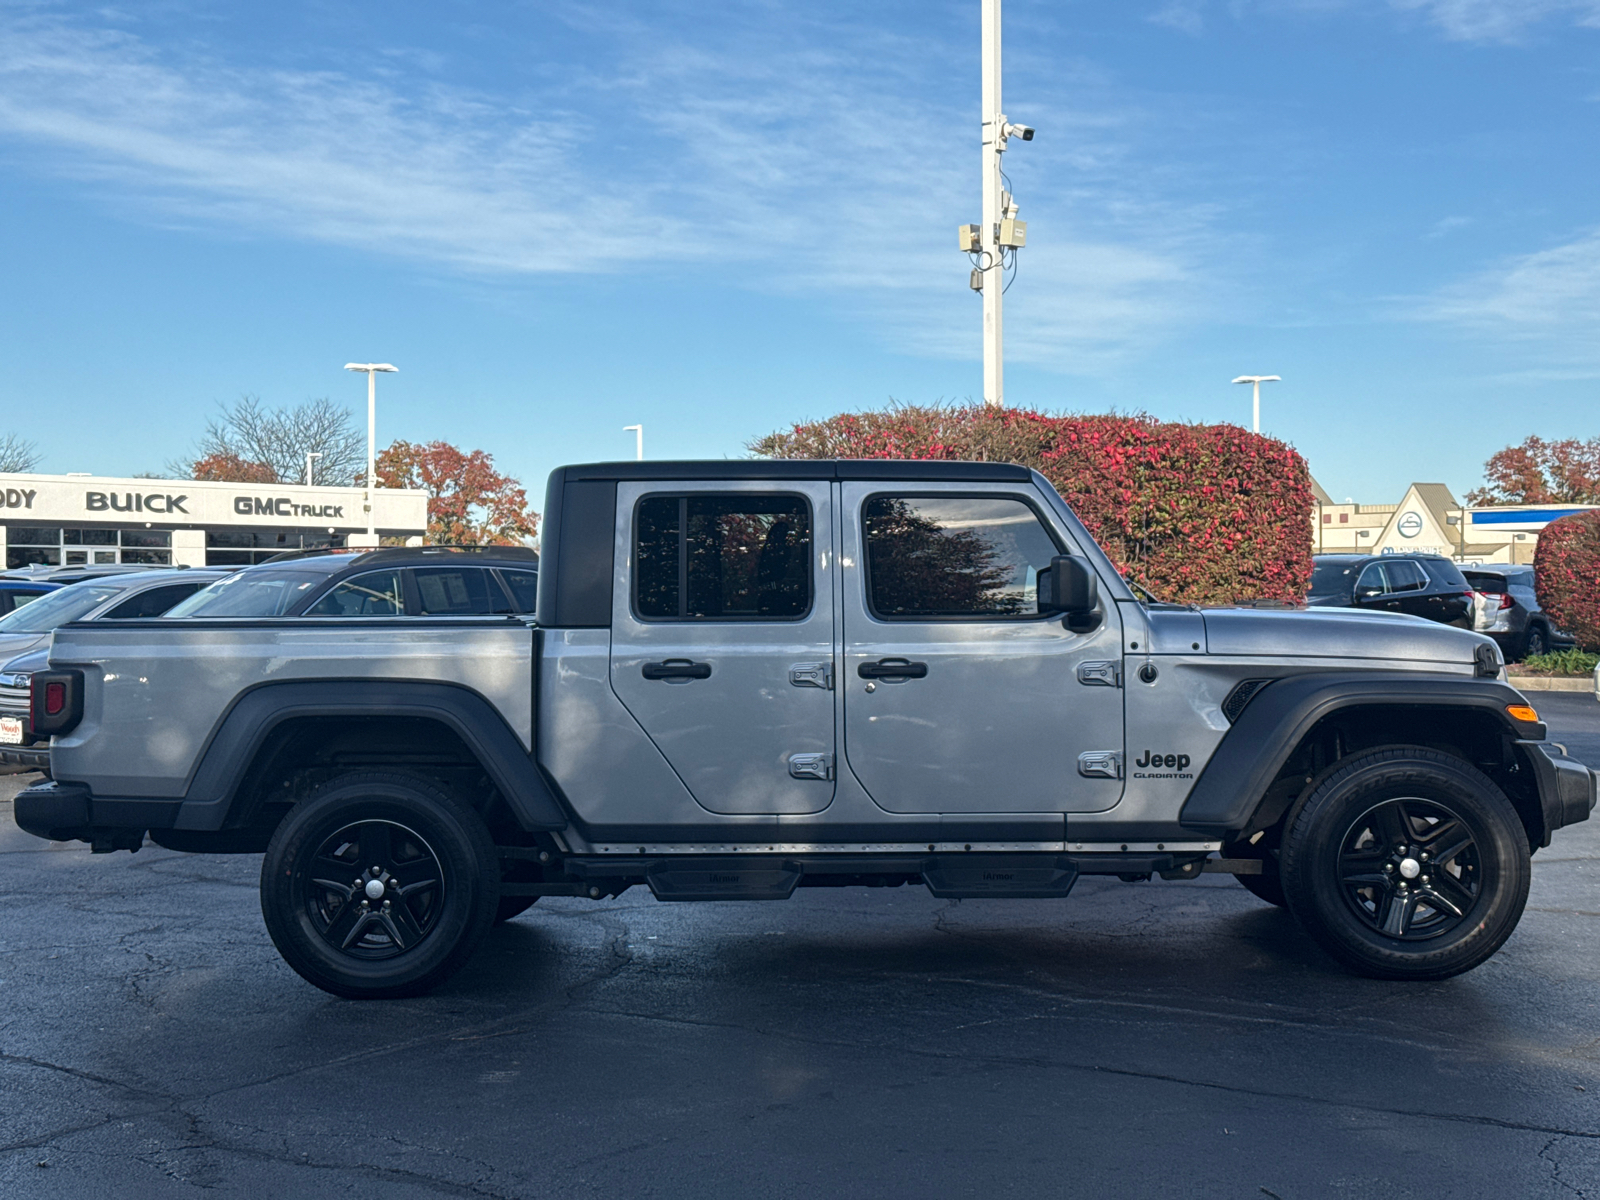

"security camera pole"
[344, 363, 397, 540]
[1231, 375, 1281, 434]
[961, 0, 1033, 408]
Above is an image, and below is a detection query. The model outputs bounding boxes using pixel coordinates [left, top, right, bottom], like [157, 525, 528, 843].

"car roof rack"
[259, 544, 540, 565]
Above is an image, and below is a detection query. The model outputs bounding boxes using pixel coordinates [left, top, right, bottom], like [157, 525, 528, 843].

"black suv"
[1308, 553, 1474, 627]
[165, 546, 539, 619]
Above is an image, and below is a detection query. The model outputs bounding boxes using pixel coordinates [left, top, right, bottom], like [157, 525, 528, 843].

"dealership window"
[205, 529, 345, 567]
[5, 527, 172, 569]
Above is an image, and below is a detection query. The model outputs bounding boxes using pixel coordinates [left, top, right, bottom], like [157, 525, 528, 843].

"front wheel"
[1279, 747, 1530, 981]
[261, 772, 500, 999]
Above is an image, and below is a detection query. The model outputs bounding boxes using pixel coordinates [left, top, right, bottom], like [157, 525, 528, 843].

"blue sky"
[1, 1, 1598, 505]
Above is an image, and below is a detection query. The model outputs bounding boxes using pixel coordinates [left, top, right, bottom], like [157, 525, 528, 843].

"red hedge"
[1534, 512, 1600, 650]
[751, 404, 1314, 604]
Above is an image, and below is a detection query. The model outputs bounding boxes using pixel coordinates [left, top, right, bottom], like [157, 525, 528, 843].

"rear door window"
[1386, 561, 1429, 593]
[303, 570, 405, 616]
[411, 567, 509, 615]
[634, 494, 811, 620]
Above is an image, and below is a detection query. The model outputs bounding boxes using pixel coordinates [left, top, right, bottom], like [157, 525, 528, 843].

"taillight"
[1495, 593, 1514, 610]
[30, 670, 83, 736]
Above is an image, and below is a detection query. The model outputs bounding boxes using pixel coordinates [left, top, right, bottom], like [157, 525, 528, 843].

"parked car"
[1308, 553, 1475, 626]
[0, 578, 62, 616]
[15, 460, 1592, 998]
[0, 569, 229, 768]
[163, 545, 539, 619]
[0, 563, 185, 585]
[1462, 566, 1574, 661]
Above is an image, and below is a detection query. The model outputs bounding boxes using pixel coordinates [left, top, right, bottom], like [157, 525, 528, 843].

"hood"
[0, 645, 51, 676]
[1200, 606, 1495, 668]
[0, 632, 50, 664]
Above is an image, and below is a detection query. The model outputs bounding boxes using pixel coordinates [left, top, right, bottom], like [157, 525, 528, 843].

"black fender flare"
[172, 679, 568, 833]
[1179, 672, 1547, 837]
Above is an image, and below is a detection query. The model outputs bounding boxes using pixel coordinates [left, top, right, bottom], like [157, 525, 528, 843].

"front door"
[609, 480, 836, 816]
[839, 483, 1125, 814]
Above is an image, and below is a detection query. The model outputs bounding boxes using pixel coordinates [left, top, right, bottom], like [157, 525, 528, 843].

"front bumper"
[1523, 742, 1597, 843]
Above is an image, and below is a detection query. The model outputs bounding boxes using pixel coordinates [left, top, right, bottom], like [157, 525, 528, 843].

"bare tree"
[171, 396, 366, 485]
[0, 433, 42, 474]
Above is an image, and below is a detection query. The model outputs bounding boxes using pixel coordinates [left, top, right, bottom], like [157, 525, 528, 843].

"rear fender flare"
[173, 680, 568, 833]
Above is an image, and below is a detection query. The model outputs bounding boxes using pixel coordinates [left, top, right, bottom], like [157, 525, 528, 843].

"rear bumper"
[1523, 742, 1597, 842]
[0, 744, 49, 770]
[12, 780, 176, 849]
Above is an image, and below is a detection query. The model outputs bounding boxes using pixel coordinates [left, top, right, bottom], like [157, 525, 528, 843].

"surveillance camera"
[1005, 123, 1035, 142]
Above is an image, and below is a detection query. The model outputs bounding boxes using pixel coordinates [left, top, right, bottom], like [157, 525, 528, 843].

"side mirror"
[1354, 585, 1382, 601]
[1038, 556, 1098, 618]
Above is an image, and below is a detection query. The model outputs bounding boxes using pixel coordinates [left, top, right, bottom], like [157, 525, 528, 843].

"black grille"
[1222, 679, 1272, 724]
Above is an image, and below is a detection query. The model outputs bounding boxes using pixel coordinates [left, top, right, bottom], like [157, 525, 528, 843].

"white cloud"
[1389, 0, 1600, 41]
[0, 9, 1228, 375]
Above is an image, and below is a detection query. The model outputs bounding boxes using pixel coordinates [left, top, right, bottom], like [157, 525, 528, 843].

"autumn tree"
[376, 440, 538, 546]
[172, 395, 365, 484]
[1468, 436, 1600, 506]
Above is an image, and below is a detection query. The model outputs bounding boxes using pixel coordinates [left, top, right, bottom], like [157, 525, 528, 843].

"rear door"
[608, 480, 836, 815]
[838, 482, 1124, 814]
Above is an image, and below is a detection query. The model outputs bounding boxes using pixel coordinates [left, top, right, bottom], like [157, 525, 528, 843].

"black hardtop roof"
[556, 459, 1034, 483]
[1312, 552, 1456, 564]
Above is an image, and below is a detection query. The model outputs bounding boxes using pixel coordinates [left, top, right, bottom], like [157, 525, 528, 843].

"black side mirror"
[1038, 555, 1099, 619]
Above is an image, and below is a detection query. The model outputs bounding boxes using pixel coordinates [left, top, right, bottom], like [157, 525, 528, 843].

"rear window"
[1417, 558, 1468, 589]
[165, 568, 323, 617]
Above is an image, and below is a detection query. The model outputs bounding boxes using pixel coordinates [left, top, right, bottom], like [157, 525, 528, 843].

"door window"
[1386, 561, 1429, 592]
[105, 583, 202, 619]
[634, 495, 811, 620]
[303, 570, 405, 616]
[863, 495, 1060, 619]
[412, 566, 509, 615]
[1354, 564, 1389, 597]
[498, 568, 539, 613]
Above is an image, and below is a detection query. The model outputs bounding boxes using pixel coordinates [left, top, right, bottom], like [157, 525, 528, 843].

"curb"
[1506, 676, 1593, 693]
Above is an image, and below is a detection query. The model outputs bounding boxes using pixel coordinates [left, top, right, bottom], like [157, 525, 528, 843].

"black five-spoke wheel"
[1280, 746, 1530, 980]
[261, 772, 500, 999]
[1336, 797, 1479, 940]
[302, 819, 446, 958]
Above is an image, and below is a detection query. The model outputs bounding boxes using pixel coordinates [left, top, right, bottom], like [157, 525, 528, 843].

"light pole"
[623, 425, 643, 461]
[960, 0, 1034, 407]
[1231, 375, 1281, 434]
[304, 451, 322, 487]
[344, 363, 397, 539]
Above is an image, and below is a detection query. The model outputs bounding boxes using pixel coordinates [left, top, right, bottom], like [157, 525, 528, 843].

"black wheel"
[495, 897, 539, 924]
[1522, 624, 1549, 659]
[261, 772, 500, 999]
[1280, 747, 1530, 981]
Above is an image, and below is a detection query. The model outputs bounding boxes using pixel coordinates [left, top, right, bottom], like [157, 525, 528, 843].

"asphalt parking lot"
[3, 697, 1598, 1199]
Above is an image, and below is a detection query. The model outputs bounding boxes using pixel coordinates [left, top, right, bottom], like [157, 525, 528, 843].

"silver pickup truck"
[14, 460, 1596, 998]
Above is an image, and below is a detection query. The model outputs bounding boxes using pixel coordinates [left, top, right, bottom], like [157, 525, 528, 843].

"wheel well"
[223, 716, 530, 845]
[1238, 704, 1545, 851]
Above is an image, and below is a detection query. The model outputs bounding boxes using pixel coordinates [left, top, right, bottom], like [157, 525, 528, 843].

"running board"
[645, 857, 803, 901]
[921, 855, 1078, 899]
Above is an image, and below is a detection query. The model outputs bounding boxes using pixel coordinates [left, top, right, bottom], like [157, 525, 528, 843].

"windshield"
[1310, 561, 1359, 595]
[0, 583, 125, 633]
[165, 569, 323, 617]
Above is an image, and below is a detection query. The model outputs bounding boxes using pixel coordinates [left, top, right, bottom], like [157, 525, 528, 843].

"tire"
[495, 897, 539, 924]
[1279, 747, 1530, 981]
[1522, 624, 1549, 660]
[261, 772, 500, 999]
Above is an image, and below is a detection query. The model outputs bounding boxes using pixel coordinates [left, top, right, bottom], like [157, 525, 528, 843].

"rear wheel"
[1522, 624, 1549, 659]
[261, 772, 500, 999]
[1279, 747, 1530, 980]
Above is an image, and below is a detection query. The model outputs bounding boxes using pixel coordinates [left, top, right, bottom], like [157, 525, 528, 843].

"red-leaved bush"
[1533, 512, 1600, 650]
[751, 403, 1314, 604]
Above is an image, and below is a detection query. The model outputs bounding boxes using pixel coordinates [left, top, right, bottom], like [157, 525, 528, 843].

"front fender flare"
[1178, 672, 1546, 837]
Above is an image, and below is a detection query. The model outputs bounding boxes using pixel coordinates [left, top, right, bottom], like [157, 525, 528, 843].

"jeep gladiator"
[14, 460, 1596, 997]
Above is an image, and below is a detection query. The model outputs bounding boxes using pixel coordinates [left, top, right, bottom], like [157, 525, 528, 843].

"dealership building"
[0, 473, 429, 569]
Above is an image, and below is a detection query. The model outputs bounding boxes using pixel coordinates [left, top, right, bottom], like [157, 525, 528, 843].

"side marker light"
[1506, 704, 1540, 724]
